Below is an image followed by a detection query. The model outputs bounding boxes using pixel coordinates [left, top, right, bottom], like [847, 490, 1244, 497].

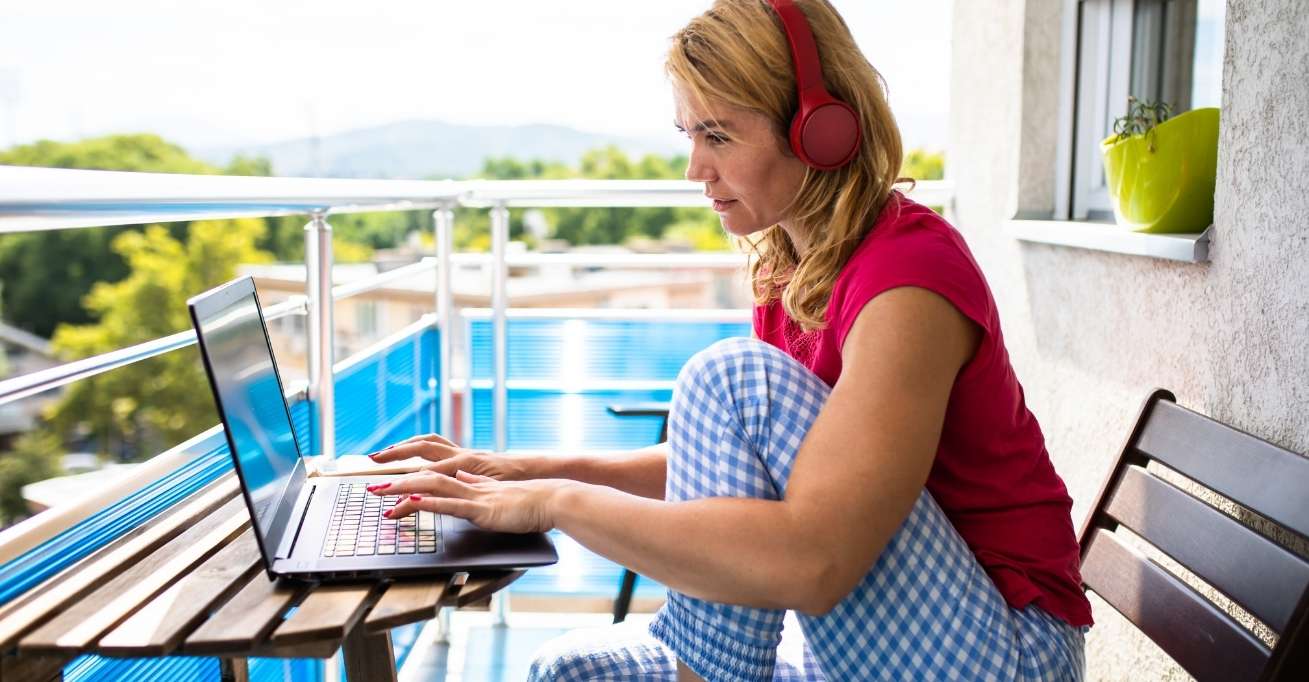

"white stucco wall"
[949, 0, 1309, 679]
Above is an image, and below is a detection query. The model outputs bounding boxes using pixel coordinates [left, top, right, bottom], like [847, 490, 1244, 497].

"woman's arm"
[367, 436, 667, 499]
[380, 287, 978, 615]
[528, 442, 667, 500]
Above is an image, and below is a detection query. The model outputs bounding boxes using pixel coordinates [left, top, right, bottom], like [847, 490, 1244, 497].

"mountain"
[197, 120, 686, 179]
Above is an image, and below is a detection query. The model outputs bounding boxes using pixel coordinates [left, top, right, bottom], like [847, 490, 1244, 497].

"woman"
[367, 1, 1091, 679]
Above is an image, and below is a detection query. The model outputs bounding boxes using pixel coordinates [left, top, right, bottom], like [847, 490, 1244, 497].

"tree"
[469, 146, 727, 250]
[902, 149, 945, 181]
[48, 219, 272, 459]
[0, 134, 281, 337]
[0, 431, 61, 525]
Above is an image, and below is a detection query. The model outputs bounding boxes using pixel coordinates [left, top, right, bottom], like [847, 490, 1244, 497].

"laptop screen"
[190, 281, 304, 557]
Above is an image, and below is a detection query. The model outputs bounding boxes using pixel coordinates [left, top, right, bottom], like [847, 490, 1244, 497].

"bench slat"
[269, 585, 376, 647]
[0, 476, 238, 650]
[363, 576, 455, 633]
[18, 495, 248, 654]
[1105, 465, 1309, 632]
[96, 528, 262, 656]
[181, 569, 305, 655]
[1135, 400, 1309, 538]
[1082, 528, 1270, 682]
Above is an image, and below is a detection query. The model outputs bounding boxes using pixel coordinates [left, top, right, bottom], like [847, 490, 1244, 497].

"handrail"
[0, 297, 306, 406]
[329, 257, 438, 299]
[0, 166, 462, 233]
[0, 169, 953, 461]
[460, 307, 752, 322]
[0, 166, 953, 230]
[449, 252, 746, 268]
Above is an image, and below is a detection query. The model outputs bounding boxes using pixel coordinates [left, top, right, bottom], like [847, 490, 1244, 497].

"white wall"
[949, 0, 1309, 678]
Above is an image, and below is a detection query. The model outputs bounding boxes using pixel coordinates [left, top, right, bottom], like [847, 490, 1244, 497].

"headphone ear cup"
[790, 97, 860, 170]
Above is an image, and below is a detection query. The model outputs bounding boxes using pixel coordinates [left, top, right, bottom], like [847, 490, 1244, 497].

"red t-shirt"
[754, 193, 1093, 628]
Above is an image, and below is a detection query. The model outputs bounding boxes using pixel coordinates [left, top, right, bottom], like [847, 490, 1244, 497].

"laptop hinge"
[275, 483, 316, 560]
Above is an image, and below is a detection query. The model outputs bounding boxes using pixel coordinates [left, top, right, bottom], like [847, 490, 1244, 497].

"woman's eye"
[706, 133, 728, 145]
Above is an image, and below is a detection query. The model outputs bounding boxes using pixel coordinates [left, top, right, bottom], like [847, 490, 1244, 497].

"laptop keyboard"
[321, 482, 440, 557]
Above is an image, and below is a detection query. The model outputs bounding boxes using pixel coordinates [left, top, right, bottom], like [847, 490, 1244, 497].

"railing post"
[490, 202, 509, 455]
[434, 204, 455, 441]
[305, 211, 336, 461]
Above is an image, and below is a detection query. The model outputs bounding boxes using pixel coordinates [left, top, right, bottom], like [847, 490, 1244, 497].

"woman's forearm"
[524, 442, 667, 499]
[549, 480, 841, 614]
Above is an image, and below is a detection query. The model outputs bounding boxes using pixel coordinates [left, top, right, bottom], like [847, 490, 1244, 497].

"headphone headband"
[768, 0, 824, 96]
[766, 0, 861, 170]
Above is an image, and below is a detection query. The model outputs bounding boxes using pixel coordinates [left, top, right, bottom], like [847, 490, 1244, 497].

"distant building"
[241, 246, 748, 384]
[0, 321, 58, 449]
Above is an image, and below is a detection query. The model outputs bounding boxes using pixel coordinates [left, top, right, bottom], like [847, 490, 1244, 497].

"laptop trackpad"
[440, 516, 552, 560]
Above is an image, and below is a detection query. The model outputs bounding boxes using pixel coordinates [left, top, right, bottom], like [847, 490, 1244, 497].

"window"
[1068, 0, 1226, 220]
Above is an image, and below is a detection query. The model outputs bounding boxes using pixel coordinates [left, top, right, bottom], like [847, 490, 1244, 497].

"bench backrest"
[1079, 389, 1309, 681]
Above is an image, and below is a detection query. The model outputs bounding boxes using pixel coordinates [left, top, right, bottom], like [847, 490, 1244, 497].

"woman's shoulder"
[832, 193, 994, 331]
[842, 194, 976, 283]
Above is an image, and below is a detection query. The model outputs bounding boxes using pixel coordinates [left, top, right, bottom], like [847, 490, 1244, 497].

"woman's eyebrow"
[673, 120, 733, 133]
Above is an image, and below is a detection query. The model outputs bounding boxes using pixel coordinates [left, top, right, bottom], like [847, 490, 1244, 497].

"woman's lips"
[712, 199, 737, 212]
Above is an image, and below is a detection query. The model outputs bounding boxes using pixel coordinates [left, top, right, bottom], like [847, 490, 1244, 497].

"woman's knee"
[674, 336, 787, 395]
[526, 625, 674, 682]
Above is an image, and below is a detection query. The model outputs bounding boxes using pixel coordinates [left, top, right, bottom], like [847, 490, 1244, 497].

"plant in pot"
[1101, 97, 1220, 233]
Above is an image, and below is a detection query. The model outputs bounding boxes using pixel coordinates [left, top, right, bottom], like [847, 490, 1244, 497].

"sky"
[0, 1, 951, 152]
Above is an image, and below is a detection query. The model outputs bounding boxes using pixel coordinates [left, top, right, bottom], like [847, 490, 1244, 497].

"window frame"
[1059, 0, 1212, 222]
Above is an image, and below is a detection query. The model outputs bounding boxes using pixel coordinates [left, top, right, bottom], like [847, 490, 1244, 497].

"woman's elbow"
[790, 558, 857, 617]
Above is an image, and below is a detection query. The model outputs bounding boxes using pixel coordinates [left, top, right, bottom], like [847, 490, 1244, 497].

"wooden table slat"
[0, 476, 239, 650]
[0, 652, 68, 682]
[182, 570, 305, 655]
[18, 495, 249, 655]
[268, 585, 376, 647]
[363, 576, 456, 633]
[96, 528, 262, 656]
[456, 571, 525, 607]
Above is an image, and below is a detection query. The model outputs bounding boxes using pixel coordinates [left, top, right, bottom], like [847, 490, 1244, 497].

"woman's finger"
[455, 470, 496, 484]
[415, 433, 458, 447]
[384, 493, 482, 521]
[369, 439, 456, 464]
[369, 471, 477, 498]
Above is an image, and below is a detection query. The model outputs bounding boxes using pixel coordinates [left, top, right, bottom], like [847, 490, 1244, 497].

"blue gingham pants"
[530, 338, 1086, 681]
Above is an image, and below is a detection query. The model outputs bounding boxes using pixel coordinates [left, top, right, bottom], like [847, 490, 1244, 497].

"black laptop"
[188, 276, 557, 581]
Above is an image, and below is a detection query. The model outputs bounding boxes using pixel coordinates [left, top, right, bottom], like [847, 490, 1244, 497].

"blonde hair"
[666, 0, 906, 331]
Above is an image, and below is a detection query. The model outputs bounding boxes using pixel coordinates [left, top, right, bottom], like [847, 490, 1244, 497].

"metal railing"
[0, 165, 955, 462]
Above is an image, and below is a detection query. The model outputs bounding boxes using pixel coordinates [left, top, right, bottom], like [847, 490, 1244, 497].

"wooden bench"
[1079, 389, 1309, 681]
[0, 473, 522, 682]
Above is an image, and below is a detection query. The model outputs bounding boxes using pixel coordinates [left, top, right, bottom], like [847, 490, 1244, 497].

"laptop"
[188, 276, 557, 581]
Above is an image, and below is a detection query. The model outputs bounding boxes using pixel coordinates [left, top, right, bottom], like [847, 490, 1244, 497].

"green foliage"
[466, 146, 725, 251]
[0, 431, 62, 525]
[48, 219, 272, 459]
[0, 291, 8, 378]
[1112, 97, 1173, 151]
[901, 149, 945, 181]
[0, 133, 215, 174]
[0, 134, 280, 337]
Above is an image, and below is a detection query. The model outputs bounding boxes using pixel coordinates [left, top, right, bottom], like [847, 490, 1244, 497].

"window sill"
[1005, 219, 1212, 263]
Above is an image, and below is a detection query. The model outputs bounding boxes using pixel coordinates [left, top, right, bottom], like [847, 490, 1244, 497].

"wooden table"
[0, 475, 524, 682]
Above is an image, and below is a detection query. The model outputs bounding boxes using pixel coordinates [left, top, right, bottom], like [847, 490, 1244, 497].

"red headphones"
[767, 0, 861, 170]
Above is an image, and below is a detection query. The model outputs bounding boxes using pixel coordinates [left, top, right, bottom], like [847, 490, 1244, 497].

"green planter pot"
[1100, 107, 1220, 233]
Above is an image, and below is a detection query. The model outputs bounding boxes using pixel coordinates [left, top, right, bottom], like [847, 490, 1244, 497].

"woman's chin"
[722, 220, 767, 239]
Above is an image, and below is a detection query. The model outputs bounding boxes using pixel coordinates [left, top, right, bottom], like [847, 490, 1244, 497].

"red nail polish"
[367, 482, 390, 492]
[383, 509, 392, 518]
[409, 494, 422, 502]
[369, 453, 380, 461]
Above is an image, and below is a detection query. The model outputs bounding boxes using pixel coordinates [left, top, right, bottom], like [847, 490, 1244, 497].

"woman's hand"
[367, 433, 530, 481]
[367, 471, 572, 534]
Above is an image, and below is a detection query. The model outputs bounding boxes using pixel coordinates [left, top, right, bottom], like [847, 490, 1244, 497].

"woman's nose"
[685, 145, 717, 183]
